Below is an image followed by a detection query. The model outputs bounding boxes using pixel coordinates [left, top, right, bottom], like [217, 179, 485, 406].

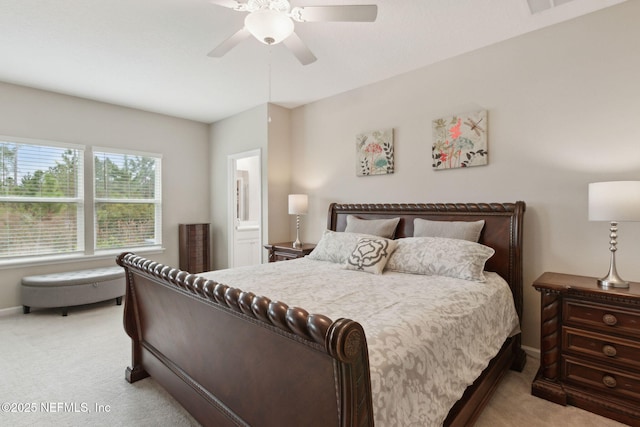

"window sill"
[0, 246, 165, 270]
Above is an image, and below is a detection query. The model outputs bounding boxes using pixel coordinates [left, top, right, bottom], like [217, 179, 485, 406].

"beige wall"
[209, 104, 267, 269]
[0, 82, 210, 310]
[209, 103, 292, 269]
[265, 104, 293, 246]
[289, 1, 640, 350]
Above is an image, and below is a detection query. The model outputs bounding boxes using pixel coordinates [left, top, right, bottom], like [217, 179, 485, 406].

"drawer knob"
[602, 313, 618, 326]
[602, 375, 617, 388]
[602, 345, 617, 357]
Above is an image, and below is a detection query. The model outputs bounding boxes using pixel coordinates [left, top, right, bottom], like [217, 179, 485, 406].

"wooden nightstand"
[264, 242, 315, 262]
[531, 272, 640, 426]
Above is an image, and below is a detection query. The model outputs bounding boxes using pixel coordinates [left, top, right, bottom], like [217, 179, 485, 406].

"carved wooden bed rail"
[117, 252, 374, 427]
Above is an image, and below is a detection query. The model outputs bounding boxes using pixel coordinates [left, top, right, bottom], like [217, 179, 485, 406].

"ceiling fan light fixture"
[245, 9, 294, 45]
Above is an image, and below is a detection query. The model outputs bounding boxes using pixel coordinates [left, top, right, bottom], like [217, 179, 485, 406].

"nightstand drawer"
[563, 326, 640, 369]
[272, 251, 299, 262]
[563, 356, 640, 402]
[564, 299, 640, 338]
[264, 242, 316, 263]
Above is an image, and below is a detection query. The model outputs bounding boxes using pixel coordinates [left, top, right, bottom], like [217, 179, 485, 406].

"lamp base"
[293, 215, 302, 248]
[597, 221, 630, 289]
[598, 277, 630, 289]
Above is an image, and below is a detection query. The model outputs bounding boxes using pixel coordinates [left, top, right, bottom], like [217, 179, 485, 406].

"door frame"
[227, 149, 262, 268]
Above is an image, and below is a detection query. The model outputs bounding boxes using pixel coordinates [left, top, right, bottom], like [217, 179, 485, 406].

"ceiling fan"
[208, 0, 378, 65]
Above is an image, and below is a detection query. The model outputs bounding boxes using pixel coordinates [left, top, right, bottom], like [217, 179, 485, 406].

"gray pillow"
[344, 215, 400, 239]
[385, 237, 494, 282]
[413, 218, 484, 242]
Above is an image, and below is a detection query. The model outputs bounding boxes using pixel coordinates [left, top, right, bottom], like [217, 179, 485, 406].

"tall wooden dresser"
[178, 223, 210, 273]
[532, 272, 640, 426]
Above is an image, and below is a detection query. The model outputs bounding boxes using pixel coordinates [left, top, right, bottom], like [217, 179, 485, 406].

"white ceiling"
[0, 0, 625, 123]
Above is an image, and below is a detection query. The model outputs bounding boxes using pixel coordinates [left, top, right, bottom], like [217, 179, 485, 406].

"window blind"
[93, 150, 162, 250]
[0, 140, 84, 258]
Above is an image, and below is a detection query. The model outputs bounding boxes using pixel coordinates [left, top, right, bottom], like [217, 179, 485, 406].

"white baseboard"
[522, 344, 540, 360]
[0, 306, 23, 318]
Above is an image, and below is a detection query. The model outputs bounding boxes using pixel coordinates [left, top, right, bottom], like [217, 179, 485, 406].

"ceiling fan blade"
[207, 27, 251, 57]
[282, 32, 317, 65]
[209, 0, 245, 10]
[292, 5, 378, 22]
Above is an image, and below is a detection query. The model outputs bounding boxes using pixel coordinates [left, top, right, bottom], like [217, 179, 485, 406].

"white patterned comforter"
[200, 258, 520, 427]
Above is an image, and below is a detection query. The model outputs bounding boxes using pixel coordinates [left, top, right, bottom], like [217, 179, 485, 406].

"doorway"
[228, 149, 262, 268]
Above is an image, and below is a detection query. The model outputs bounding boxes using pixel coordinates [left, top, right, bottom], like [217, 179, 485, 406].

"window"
[93, 149, 162, 251]
[0, 137, 163, 264]
[0, 138, 84, 259]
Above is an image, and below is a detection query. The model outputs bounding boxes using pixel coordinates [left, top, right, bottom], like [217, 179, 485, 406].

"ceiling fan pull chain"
[268, 47, 272, 103]
[268, 46, 273, 123]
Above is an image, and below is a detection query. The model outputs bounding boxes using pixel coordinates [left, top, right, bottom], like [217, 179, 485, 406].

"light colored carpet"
[475, 353, 625, 427]
[0, 301, 626, 427]
[0, 301, 198, 427]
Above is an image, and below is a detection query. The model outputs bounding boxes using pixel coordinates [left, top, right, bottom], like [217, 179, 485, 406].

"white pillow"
[413, 218, 485, 242]
[345, 215, 401, 238]
[307, 230, 379, 264]
[344, 237, 398, 275]
[385, 237, 494, 282]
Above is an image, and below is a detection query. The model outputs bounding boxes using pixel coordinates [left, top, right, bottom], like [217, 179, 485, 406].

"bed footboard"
[117, 252, 374, 427]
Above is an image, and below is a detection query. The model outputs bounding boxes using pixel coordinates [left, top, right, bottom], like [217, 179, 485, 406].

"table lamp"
[588, 181, 640, 288]
[288, 194, 308, 248]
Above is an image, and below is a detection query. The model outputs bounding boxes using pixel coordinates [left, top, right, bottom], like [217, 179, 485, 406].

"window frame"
[0, 136, 164, 269]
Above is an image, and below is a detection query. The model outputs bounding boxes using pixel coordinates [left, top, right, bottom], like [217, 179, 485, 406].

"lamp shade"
[589, 181, 640, 222]
[288, 194, 308, 215]
[245, 9, 294, 45]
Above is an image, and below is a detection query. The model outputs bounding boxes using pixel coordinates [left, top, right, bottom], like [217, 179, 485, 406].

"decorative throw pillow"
[385, 237, 494, 282]
[413, 218, 485, 242]
[344, 237, 398, 275]
[307, 230, 379, 264]
[344, 215, 401, 238]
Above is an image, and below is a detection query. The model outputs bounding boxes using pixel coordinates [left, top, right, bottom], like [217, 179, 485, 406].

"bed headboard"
[327, 202, 526, 319]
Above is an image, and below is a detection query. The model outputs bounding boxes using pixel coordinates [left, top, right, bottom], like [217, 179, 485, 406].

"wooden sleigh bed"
[117, 201, 526, 426]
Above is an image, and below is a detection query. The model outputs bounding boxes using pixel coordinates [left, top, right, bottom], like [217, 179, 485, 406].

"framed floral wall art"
[356, 128, 394, 176]
[432, 110, 487, 170]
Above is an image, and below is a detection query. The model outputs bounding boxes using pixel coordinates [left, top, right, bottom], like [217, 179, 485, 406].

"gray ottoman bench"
[21, 266, 125, 316]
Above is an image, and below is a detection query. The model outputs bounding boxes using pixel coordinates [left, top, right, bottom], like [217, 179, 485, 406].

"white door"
[228, 150, 262, 268]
